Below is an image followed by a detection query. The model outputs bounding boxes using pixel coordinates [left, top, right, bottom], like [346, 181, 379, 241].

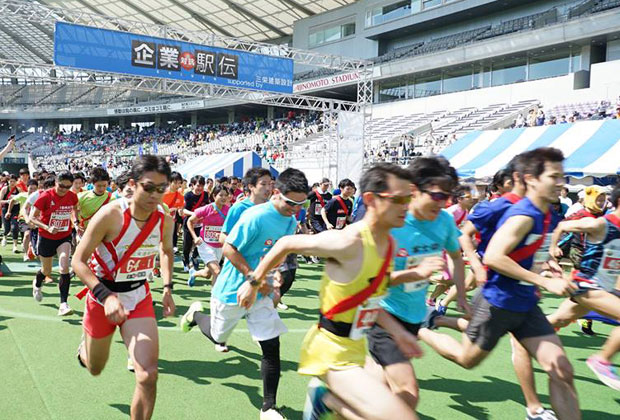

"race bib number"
[336, 216, 346, 229]
[349, 296, 383, 340]
[116, 250, 156, 283]
[596, 248, 620, 291]
[402, 253, 439, 293]
[314, 204, 322, 216]
[49, 212, 71, 232]
[203, 225, 222, 243]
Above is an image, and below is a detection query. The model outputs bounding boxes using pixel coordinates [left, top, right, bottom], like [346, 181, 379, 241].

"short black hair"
[43, 176, 56, 189]
[360, 162, 412, 194]
[243, 167, 272, 188]
[90, 167, 110, 184]
[611, 184, 620, 209]
[8, 174, 18, 181]
[452, 185, 472, 202]
[57, 171, 74, 183]
[19, 168, 29, 176]
[130, 155, 171, 182]
[407, 156, 458, 192]
[219, 176, 229, 184]
[212, 185, 230, 197]
[338, 178, 356, 189]
[275, 168, 309, 195]
[73, 172, 86, 182]
[321, 178, 330, 184]
[518, 147, 564, 185]
[27, 179, 38, 187]
[492, 168, 511, 192]
[190, 175, 206, 186]
[116, 171, 131, 190]
[170, 171, 183, 183]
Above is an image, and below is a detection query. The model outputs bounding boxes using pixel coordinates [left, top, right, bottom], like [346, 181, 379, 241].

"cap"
[577, 190, 585, 199]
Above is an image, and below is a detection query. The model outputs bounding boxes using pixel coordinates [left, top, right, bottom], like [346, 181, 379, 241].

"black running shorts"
[37, 234, 72, 258]
[465, 291, 554, 352]
[368, 314, 421, 366]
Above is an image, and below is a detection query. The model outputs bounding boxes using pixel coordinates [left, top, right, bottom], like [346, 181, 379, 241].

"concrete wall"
[608, 39, 620, 62]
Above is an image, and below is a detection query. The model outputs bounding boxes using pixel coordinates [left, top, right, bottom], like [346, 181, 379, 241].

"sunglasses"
[374, 193, 412, 205]
[139, 182, 168, 194]
[280, 193, 306, 207]
[420, 189, 450, 202]
[57, 183, 72, 190]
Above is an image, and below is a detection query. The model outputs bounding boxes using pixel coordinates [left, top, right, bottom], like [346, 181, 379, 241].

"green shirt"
[78, 190, 115, 228]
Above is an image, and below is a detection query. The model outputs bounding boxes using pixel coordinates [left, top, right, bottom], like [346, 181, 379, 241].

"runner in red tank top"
[30, 171, 78, 316]
[72, 155, 176, 420]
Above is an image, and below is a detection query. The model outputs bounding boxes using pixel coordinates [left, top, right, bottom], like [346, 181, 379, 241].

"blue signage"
[54, 22, 294, 94]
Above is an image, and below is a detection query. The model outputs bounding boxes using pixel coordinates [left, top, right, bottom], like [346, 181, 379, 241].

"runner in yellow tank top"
[247, 163, 426, 420]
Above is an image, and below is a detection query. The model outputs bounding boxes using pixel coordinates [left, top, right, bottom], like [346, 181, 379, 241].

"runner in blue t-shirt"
[179, 168, 309, 420]
[418, 148, 581, 420]
[365, 156, 468, 410]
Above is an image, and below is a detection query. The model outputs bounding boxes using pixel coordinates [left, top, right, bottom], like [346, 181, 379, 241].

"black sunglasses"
[139, 182, 168, 194]
[420, 189, 450, 202]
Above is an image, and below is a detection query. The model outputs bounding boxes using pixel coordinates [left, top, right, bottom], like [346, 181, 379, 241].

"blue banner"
[54, 22, 294, 94]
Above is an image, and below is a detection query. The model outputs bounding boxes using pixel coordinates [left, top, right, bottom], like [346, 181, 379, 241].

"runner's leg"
[441, 270, 476, 308]
[598, 327, 620, 362]
[510, 336, 544, 415]
[206, 261, 220, 285]
[520, 334, 580, 420]
[547, 298, 590, 329]
[573, 290, 620, 320]
[417, 329, 489, 368]
[121, 317, 159, 420]
[81, 330, 115, 375]
[57, 241, 72, 304]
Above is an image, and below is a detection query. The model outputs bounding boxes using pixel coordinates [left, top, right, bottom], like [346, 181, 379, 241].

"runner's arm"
[29, 206, 52, 232]
[551, 217, 604, 248]
[320, 207, 332, 229]
[186, 214, 200, 241]
[389, 256, 446, 286]
[71, 209, 113, 290]
[446, 248, 470, 315]
[483, 216, 576, 295]
[159, 214, 176, 316]
[222, 242, 253, 277]
[0, 136, 15, 160]
[0, 186, 7, 205]
[218, 232, 228, 245]
[6, 197, 15, 215]
[376, 310, 423, 359]
[459, 221, 483, 271]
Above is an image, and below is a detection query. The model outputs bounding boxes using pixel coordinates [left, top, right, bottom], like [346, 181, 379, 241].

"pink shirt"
[447, 204, 468, 228]
[194, 203, 229, 247]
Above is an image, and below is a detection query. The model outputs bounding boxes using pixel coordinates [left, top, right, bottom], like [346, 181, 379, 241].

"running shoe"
[13, 245, 19, 253]
[179, 301, 203, 332]
[277, 301, 289, 311]
[58, 302, 73, 316]
[586, 356, 620, 390]
[435, 300, 447, 316]
[260, 407, 287, 420]
[311, 256, 320, 264]
[32, 279, 42, 302]
[303, 377, 332, 420]
[1, 237, 6, 247]
[127, 356, 135, 372]
[191, 256, 200, 271]
[187, 268, 196, 287]
[76, 338, 86, 369]
[421, 308, 441, 330]
[183, 264, 190, 273]
[215, 343, 229, 353]
[526, 407, 557, 420]
[426, 297, 436, 307]
[580, 319, 596, 336]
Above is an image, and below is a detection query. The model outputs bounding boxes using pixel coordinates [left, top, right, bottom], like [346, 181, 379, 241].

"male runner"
[182, 175, 210, 272]
[72, 155, 176, 420]
[76, 167, 113, 240]
[0, 174, 21, 251]
[364, 156, 468, 410]
[307, 178, 331, 234]
[71, 172, 86, 195]
[218, 167, 272, 244]
[30, 171, 79, 315]
[6, 179, 38, 257]
[187, 185, 230, 286]
[321, 178, 355, 230]
[162, 171, 184, 252]
[418, 148, 581, 420]
[252, 163, 423, 420]
[180, 168, 308, 420]
[16, 167, 30, 192]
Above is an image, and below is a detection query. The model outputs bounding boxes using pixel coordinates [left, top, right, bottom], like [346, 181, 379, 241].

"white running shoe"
[260, 407, 287, 420]
[1, 237, 6, 247]
[32, 279, 42, 302]
[127, 356, 135, 372]
[526, 407, 557, 420]
[277, 301, 289, 311]
[58, 302, 73, 316]
[179, 301, 203, 332]
[215, 343, 229, 353]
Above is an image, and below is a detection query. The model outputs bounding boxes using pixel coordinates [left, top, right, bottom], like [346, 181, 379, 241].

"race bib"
[596, 248, 620, 291]
[336, 216, 346, 229]
[349, 296, 383, 340]
[314, 204, 322, 216]
[49, 212, 71, 232]
[116, 249, 156, 283]
[203, 225, 222, 243]
[402, 253, 439, 292]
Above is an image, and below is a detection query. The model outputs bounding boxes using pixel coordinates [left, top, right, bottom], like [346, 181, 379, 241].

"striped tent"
[174, 151, 279, 180]
[441, 120, 620, 179]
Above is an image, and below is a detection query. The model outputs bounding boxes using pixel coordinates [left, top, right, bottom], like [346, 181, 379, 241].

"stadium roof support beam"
[166, 0, 235, 38]
[115, 0, 166, 26]
[0, 21, 51, 64]
[220, 0, 288, 38]
[277, 0, 315, 16]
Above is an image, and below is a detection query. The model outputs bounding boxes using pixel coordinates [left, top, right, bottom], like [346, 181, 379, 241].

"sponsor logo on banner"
[293, 72, 361, 93]
[107, 100, 205, 116]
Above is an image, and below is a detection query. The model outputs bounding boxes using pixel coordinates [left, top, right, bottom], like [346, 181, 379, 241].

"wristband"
[163, 283, 174, 290]
[92, 282, 113, 303]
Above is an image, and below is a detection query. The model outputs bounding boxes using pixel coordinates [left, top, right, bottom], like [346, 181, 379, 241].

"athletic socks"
[259, 337, 281, 411]
[59, 273, 71, 303]
[35, 270, 45, 288]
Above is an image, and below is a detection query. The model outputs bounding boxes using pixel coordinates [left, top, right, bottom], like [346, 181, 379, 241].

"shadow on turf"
[0, 315, 11, 331]
[109, 403, 130, 416]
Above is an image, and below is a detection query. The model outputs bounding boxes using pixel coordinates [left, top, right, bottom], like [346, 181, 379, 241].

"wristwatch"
[246, 273, 260, 287]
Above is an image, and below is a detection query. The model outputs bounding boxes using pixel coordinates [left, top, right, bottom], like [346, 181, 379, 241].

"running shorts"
[37, 234, 72, 258]
[368, 314, 421, 366]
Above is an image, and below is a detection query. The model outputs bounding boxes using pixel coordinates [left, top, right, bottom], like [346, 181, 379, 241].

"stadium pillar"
[45, 121, 56, 135]
[267, 106, 274, 121]
[119, 117, 129, 129]
[154, 115, 162, 128]
[82, 119, 90, 131]
[227, 108, 235, 124]
[191, 111, 198, 129]
[10, 121, 17, 135]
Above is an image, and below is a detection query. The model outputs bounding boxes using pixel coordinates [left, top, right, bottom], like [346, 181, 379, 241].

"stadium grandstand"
[1, 0, 620, 419]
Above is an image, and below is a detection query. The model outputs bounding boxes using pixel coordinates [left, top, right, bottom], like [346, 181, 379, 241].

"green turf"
[0, 245, 619, 419]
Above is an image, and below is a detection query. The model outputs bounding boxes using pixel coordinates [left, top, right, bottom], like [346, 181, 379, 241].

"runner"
[0, 174, 21, 251]
[25, 176, 56, 265]
[71, 155, 176, 420]
[417, 148, 581, 420]
[586, 327, 620, 390]
[16, 167, 30, 192]
[161, 171, 184, 253]
[187, 185, 230, 287]
[6, 179, 38, 257]
[71, 172, 86, 195]
[363, 156, 468, 411]
[219, 167, 272, 244]
[76, 167, 113, 241]
[30, 171, 79, 316]
[321, 178, 355, 230]
[307, 178, 331, 234]
[182, 175, 210, 272]
[180, 168, 308, 420]
[252, 163, 423, 420]
[230, 176, 244, 203]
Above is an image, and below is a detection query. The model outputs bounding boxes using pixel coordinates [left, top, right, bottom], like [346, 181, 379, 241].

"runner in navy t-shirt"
[418, 148, 581, 420]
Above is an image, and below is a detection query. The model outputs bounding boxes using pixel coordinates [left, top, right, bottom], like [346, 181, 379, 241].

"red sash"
[501, 192, 521, 204]
[335, 196, 350, 216]
[322, 236, 393, 320]
[604, 213, 620, 229]
[190, 191, 205, 212]
[509, 211, 551, 262]
[315, 191, 325, 207]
